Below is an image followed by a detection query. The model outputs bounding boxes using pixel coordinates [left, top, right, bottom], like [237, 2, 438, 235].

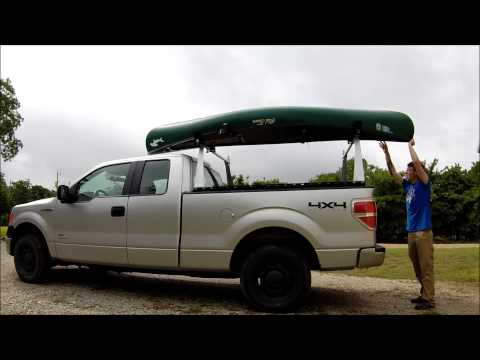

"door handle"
[111, 206, 125, 217]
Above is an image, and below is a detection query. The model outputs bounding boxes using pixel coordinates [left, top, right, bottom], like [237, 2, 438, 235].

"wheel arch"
[230, 226, 320, 274]
[10, 222, 51, 258]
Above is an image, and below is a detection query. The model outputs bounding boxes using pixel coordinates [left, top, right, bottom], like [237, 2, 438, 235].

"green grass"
[0, 226, 7, 238]
[330, 247, 480, 284]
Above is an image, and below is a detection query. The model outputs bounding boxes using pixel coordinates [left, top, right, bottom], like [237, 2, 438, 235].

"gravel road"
[1, 240, 478, 315]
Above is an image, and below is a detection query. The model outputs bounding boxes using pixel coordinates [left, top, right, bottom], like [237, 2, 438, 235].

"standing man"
[379, 139, 435, 310]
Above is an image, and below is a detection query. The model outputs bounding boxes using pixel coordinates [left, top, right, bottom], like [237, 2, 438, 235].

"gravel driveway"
[1, 240, 478, 315]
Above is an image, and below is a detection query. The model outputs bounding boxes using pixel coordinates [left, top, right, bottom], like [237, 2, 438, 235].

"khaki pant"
[408, 230, 435, 304]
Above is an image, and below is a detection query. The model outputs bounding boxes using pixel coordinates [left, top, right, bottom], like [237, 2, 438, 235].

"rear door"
[126, 157, 183, 268]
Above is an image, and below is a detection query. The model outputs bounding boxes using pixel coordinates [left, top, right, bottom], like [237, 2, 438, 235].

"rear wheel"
[240, 245, 311, 312]
[14, 233, 51, 283]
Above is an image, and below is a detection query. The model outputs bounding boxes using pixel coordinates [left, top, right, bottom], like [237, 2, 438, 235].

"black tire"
[240, 245, 311, 312]
[13, 233, 51, 283]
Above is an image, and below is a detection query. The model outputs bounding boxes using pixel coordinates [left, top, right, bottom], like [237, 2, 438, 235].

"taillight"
[8, 211, 14, 226]
[352, 200, 377, 230]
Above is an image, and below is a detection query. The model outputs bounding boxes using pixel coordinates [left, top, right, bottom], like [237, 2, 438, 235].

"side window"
[78, 163, 130, 201]
[139, 160, 170, 195]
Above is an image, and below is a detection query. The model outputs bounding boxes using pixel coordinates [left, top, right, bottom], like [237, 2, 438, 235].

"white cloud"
[1, 45, 478, 189]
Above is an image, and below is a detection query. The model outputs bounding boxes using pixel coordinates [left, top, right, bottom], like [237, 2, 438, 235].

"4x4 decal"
[308, 201, 347, 209]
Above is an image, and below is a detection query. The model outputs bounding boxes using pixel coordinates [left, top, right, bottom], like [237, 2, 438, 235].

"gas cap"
[219, 208, 235, 222]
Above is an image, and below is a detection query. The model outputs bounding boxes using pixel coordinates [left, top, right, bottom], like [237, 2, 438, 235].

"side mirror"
[57, 185, 72, 203]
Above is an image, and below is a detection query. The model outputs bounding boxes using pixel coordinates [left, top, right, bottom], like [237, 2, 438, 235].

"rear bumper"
[357, 245, 385, 268]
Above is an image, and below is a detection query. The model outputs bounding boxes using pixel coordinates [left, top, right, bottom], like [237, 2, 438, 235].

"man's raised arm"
[408, 138, 429, 184]
[379, 141, 403, 185]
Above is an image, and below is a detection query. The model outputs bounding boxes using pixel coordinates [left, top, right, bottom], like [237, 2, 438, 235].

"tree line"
[0, 175, 56, 225]
[2, 159, 478, 243]
[233, 158, 480, 243]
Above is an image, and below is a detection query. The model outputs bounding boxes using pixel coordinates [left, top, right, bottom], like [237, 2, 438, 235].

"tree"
[0, 177, 56, 226]
[9, 180, 33, 207]
[0, 172, 11, 224]
[232, 174, 284, 186]
[0, 78, 24, 161]
[310, 173, 340, 183]
[232, 174, 250, 186]
[30, 184, 56, 200]
[252, 177, 282, 186]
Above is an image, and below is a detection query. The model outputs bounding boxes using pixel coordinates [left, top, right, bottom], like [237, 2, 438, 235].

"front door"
[55, 162, 131, 266]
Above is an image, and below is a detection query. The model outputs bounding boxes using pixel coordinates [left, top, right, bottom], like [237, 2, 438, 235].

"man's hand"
[379, 141, 402, 185]
[408, 138, 429, 184]
[379, 141, 389, 153]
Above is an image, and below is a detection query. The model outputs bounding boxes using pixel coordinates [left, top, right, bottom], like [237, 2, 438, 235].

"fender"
[11, 211, 57, 258]
[227, 207, 327, 251]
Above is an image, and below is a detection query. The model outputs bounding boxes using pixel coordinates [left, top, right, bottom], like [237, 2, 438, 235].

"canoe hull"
[146, 107, 414, 154]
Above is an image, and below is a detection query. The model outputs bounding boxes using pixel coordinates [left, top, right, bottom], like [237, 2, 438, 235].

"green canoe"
[146, 107, 414, 154]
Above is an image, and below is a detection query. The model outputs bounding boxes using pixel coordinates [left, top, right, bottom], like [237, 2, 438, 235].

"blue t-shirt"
[402, 178, 432, 232]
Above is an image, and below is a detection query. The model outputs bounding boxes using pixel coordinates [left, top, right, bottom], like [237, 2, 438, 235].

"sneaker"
[410, 296, 426, 304]
[414, 302, 435, 310]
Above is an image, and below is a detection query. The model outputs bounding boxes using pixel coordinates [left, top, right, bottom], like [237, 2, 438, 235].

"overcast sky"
[1, 45, 478, 188]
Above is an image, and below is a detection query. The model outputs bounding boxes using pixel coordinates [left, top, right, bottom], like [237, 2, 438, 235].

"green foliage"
[0, 173, 11, 224]
[251, 177, 281, 186]
[310, 173, 340, 183]
[0, 175, 55, 225]
[0, 78, 24, 161]
[9, 180, 33, 206]
[232, 174, 283, 186]
[232, 174, 250, 186]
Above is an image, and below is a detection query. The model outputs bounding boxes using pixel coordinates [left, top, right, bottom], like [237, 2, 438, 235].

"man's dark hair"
[408, 161, 426, 172]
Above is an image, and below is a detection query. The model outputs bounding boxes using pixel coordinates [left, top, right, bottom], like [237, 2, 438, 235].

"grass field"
[0, 226, 6, 238]
[332, 247, 479, 283]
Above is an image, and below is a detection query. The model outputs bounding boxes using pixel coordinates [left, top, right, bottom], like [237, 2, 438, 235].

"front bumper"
[5, 237, 12, 255]
[357, 245, 385, 268]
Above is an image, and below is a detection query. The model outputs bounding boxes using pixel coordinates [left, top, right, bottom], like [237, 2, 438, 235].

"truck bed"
[179, 185, 376, 271]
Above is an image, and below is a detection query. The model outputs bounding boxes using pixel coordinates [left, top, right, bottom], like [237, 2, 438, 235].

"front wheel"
[14, 233, 51, 283]
[240, 245, 311, 312]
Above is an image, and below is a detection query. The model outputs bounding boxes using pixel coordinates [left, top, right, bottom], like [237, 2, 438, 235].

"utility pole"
[56, 171, 61, 189]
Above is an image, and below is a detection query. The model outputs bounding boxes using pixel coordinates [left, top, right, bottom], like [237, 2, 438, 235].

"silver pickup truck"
[5, 152, 385, 311]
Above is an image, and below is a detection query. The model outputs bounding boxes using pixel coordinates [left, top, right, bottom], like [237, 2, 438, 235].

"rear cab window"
[138, 160, 170, 195]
